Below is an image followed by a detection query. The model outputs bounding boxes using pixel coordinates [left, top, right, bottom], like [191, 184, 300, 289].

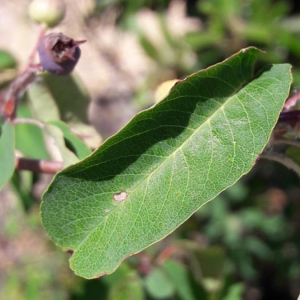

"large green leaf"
[0, 121, 15, 191]
[42, 48, 292, 278]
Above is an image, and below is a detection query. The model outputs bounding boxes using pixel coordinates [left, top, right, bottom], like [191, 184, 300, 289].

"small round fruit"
[29, 0, 66, 28]
[38, 33, 86, 76]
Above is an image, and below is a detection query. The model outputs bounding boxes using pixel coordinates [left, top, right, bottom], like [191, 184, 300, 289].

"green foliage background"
[1, 0, 300, 299]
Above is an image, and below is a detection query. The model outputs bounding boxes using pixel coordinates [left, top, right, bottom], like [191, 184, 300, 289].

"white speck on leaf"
[113, 191, 128, 202]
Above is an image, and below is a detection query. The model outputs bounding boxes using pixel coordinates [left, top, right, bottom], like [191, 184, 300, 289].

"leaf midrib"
[72, 78, 249, 252]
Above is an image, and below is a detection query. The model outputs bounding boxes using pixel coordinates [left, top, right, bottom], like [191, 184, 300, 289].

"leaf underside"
[41, 47, 292, 279]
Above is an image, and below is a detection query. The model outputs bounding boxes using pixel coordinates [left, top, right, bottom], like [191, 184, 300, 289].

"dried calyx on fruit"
[38, 33, 86, 76]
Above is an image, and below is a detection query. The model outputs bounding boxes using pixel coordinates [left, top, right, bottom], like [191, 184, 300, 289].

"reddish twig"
[0, 26, 46, 120]
[0, 67, 38, 119]
[16, 158, 64, 174]
[156, 245, 179, 264]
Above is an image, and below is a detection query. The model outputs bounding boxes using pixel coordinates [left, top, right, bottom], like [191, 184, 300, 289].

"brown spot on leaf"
[113, 191, 128, 202]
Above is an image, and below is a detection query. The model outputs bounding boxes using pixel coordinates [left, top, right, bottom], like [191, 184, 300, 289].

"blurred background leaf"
[0, 50, 17, 70]
[1, 0, 300, 299]
[42, 73, 89, 125]
[0, 121, 15, 191]
[15, 104, 50, 160]
[145, 267, 175, 299]
[49, 120, 91, 160]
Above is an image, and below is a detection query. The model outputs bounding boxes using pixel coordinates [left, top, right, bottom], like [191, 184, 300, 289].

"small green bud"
[29, 0, 66, 28]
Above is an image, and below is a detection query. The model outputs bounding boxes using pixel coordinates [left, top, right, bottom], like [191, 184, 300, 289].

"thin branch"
[261, 152, 300, 178]
[12, 118, 45, 129]
[16, 158, 64, 174]
[0, 65, 40, 120]
[273, 137, 300, 148]
[0, 25, 46, 120]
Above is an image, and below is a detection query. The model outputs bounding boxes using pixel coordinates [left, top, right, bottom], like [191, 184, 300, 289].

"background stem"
[16, 157, 64, 174]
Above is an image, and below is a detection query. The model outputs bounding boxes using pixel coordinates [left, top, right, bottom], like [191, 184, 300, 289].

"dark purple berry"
[38, 33, 86, 76]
